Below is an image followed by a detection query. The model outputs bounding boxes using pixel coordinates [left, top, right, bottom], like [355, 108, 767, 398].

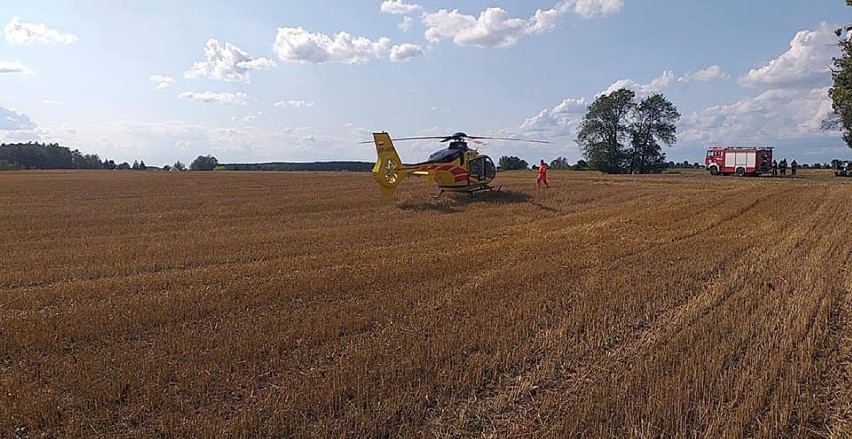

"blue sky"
[1, 0, 850, 166]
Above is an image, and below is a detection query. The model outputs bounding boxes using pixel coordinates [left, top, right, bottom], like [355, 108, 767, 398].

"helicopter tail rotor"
[371, 132, 408, 197]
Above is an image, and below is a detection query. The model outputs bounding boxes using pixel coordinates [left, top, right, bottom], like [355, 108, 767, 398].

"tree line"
[0, 142, 110, 170]
[217, 161, 373, 172]
[0, 142, 219, 172]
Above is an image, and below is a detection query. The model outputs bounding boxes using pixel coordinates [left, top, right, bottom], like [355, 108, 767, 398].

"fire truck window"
[706, 151, 714, 157]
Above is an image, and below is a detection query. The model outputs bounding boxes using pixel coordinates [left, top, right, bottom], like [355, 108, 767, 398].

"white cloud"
[381, 0, 420, 15]
[178, 91, 248, 105]
[422, 1, 624, 48]
[399, 16, 414, 32]
[273, 27, 421, 64]
[679, 65, 730, 83]
[565, 0, 624, 19]
[508, 98, 589, 162]
[274, 100, 314, 108]
[389, 43, 423, 61]
[149, 74, 174, 90]
[601, 66, 730, 97]
[4, 17, 78, 45]
[681, 87, 834, 144]
[41, 100, 63, 105]
[673, 23, 844, 160]
[0, 60, 34, 74]
[185, 39, 276, 83]
[423, 8, 526, 49]
[527, 7, 562, 34]
[601, 71, 676, 97]
[231, 113, 257, 123]
[518, 98, 588, 136]
[0, 104, 37, 131]
[740, 22, 838, 88]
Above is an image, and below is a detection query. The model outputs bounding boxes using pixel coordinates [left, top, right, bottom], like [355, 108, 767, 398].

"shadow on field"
[397, 190, 532, 213]
[528, 200, 560, 213]
[464, 190, 532, 204]
[396, 200, 462, 213]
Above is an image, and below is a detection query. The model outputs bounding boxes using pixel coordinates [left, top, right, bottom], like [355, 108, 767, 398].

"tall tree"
[549, 157, 571, 169]
[630, 94, 681, 173]
[576, 88, 636, 173]
[190, 155, 218, 171]
[498, 156, 528, 170]
[829, 12, 852, 148]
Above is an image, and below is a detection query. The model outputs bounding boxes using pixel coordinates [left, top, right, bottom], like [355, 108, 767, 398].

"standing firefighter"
[779, 158, 787, 176]
[537, 159, 549, 189]
[772, 159, 778, 176]
[791, 160, 798, 176]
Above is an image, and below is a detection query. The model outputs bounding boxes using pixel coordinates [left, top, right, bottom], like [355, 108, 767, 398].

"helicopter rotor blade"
[359, 133, 550, 144]
[394, 136, 453, 142]
[465, 136, 551, 144]
[357, 135, 450, 144]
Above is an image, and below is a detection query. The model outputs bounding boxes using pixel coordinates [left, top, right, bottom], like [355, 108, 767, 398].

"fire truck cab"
[705, 147, 773, 176]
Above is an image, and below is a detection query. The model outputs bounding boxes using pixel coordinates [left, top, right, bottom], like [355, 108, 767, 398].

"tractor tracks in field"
[487, 254, 769, 436]
[426, 186, 810, 437]
[565, 187, 781, 274]
[428, 250, 751, 437]
[0, 184, 721, 299]
[671, 187, 783, 242]
[825, 272, 852, 438]
[807, 188, 852, 438]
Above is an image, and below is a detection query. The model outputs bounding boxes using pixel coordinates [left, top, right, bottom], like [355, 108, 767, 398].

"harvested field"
[1, 169, 850, 438]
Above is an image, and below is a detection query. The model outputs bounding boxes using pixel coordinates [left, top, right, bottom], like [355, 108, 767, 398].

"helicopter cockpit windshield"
[423, 141, 470, 164]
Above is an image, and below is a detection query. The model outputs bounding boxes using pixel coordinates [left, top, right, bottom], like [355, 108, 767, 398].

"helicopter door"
[484, 157, 496, 180]
[469, 157, 485, 182]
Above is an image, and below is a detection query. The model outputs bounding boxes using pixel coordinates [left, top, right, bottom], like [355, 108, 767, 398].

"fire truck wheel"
[709, 167, 719, 176]
[735, 167, 745, 177]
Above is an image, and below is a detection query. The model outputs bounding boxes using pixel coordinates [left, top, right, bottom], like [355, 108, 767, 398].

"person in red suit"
[537, 159, 549, 189]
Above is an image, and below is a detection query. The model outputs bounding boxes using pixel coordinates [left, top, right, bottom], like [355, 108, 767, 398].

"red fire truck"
[705, 147, 773, 176]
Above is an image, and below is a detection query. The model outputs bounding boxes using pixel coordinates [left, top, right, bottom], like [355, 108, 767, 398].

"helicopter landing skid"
[433, 184, 500, 199]
[467, 184, 500, 197]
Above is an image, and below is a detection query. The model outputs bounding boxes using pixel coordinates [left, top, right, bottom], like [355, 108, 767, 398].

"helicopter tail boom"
[371, 132, 408, 196]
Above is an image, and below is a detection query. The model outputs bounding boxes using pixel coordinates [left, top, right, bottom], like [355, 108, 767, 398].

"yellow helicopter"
[364, 131, 550, 197]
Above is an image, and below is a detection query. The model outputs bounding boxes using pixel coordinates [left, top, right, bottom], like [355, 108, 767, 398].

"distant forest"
[0, 142, 375, 172]
[0, 142, 120, 170]
[3, 141, 844, 173]
[217, 162, 372, 172]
